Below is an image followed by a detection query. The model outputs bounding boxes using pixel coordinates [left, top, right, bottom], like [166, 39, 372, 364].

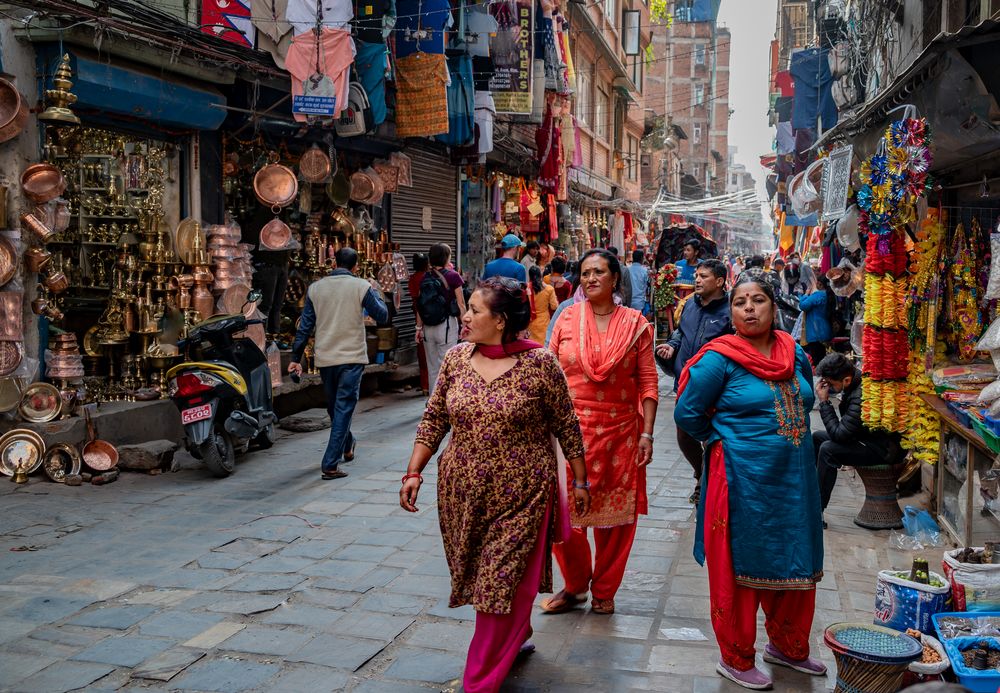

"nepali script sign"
[489, 0, 534, 115]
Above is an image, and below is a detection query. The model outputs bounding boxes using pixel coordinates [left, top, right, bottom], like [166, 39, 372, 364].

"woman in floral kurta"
[401, 277, 586, 693]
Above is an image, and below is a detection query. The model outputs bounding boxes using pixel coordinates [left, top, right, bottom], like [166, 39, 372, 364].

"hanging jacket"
[798, 290, 833, 343]
[818, 368, 901, 460]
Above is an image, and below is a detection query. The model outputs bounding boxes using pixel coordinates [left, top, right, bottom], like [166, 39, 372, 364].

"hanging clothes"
[462, 4, 499, 58]
[394, 0, 453, 58]
[474, 91, 496, 156]
[353, 0, 395, 43]
[395, 52, 450, 138]
[355, 39, 389, 126]
[437, 54, 476, 147]
[258, 30, 295, 69]
[284, 28, 356, 121]
[251, 0, 292, 43]
[286, 0, 353, 34]
[536, 105, 562, 193]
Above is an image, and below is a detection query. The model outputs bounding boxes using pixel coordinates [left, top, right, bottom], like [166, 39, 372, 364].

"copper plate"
[0, 428, 45, 476]
[0, 291, 24, 341]
[42, 442, 81, 483]
[0, 78, 28, 145]
[260, 218, 291, 250]
[299, 145, 332, 183]
[0, 377, 21, 412]
[253, 163, 298, 208]
[176, 217, 204, 264]
[373, 162, 399, 193]
[0, 341, 22, 377]
[222, 283, 256, 318]
[82, 326, 101, 357]
[19, 382, 61, 423]
[83, 439, 118, 471]
[20, 164, 66, 204]
[0, 235, 15, 287]
[349, 170, 376, 203]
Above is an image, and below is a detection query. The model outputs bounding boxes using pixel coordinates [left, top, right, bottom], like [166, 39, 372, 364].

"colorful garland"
[652, 264, 679, 311]
[948, 221, 982, 361]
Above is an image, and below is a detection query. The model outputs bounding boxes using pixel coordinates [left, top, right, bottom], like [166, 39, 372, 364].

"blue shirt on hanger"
[394, 0, 453, 58]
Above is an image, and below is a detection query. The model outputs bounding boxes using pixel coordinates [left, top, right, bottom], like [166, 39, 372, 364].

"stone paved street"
[1, 383, 924, 692]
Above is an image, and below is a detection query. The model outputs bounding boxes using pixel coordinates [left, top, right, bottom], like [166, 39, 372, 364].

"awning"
[813, 20, 1000, 185]
[37, 47, 227, 131]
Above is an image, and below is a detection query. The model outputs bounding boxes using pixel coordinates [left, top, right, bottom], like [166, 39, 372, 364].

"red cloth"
[410, 270, 429, 391]
[774, 70, 794, 96]
[478, 340, 542, 358]
[552, 521, 637, 601]
[536, 109, 562, 193]
[464, 502, 550, 693]
[407, 270, 425, 301]
[677, 332, 798, 397]
[704, 444, 816, 671]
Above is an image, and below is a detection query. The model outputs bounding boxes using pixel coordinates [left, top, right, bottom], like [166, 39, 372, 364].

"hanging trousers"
[552, 521, 637, 601]
[704, 444, 816, 671]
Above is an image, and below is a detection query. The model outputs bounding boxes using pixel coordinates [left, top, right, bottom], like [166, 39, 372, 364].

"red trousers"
[417, 341, 429, 392]
[552, 522, 637, 600]
[704, 444, 816, 671]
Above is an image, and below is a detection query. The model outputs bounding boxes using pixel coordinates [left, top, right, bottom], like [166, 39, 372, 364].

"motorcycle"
[166, 290, 278, 477]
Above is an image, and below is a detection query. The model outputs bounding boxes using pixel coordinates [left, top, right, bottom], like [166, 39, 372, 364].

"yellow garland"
[863, 274, 907, 329]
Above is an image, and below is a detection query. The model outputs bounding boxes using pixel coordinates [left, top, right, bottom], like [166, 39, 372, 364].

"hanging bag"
[336, 82, 374, 137]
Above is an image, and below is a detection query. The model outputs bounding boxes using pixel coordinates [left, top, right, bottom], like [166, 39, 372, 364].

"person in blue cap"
[483, 234, 528, 282]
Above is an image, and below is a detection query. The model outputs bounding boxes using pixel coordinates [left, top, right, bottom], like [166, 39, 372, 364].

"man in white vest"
[289, 248, 389, 480]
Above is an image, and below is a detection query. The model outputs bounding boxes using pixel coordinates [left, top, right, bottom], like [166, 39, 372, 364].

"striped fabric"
[395, 52, 449, 138]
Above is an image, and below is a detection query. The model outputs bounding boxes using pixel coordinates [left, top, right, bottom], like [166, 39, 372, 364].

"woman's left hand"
[637, 436, 653, 467]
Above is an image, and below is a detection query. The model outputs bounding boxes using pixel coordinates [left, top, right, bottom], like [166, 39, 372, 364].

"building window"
[693, 123, 702, 143]
[731, 173, 739, 185]
[695, 44, 706, 65]
[576, 62, 591, 126]
[694, 83, 705, 105]
[627, 135, 639, 181]
[604, 0, 616, 26]
[630, 51, 644, 92]
[675, 0, 693, 21]
[595, 86, 609, 140]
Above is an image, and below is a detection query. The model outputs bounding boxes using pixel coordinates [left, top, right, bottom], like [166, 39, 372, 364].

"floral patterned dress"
[415, 343, 584, 615]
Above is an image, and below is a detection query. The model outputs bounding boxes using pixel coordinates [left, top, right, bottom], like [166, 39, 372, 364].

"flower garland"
[652, 263, 679, 311]
[948, 221, 982, 361]
[859, 116, 932, 432]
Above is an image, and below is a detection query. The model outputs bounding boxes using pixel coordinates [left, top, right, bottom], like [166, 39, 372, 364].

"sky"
[717, 0, 779, 232]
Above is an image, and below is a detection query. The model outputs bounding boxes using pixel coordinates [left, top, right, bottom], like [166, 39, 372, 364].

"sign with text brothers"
[488, 0, 535, 115]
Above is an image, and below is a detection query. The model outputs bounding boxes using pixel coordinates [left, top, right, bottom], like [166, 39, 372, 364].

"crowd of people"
[287, 232, 890, 692]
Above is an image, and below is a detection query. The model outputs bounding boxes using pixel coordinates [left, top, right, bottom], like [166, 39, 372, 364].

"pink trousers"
[463, 503, 551, 693]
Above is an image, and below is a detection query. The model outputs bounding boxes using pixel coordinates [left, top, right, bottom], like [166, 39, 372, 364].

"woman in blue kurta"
[674, 278, 826, 691]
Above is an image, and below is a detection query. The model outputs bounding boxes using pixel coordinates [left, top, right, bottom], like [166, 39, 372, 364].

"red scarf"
[478, 339, 542, 359]
[577, 302, 650, 383]
[677, 332, 797, 398]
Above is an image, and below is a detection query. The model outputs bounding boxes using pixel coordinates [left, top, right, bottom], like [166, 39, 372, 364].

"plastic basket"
[939, 636, 1000, 692]
[932, 611, 1000, 640]
[947, 401, 973, 429]
[983, 411, 1000, 436]
[971, 415, 1000, 455]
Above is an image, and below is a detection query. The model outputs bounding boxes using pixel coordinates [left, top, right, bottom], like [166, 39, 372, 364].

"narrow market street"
[1, 384, 917, 693]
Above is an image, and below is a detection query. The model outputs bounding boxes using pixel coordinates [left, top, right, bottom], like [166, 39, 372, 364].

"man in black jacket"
[814, 353, 902, 524]
[655, 259, 732, 504]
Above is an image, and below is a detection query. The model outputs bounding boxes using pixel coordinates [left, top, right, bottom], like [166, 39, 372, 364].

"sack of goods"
[874, 569, 951, 634]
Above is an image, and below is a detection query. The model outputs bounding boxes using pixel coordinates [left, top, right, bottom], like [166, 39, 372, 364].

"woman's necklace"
[592, 305, 617, 316]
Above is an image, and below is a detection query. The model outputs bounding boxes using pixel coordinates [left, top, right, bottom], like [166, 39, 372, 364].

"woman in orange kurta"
[542, 248, 659, 615]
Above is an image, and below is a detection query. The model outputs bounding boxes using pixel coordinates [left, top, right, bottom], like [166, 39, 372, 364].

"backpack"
[417, 270, 454, 327]
[336, 82, 373, 137]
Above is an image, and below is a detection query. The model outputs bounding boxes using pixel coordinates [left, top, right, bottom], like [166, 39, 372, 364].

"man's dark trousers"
[813, 430, 886, 510]
[320, 364, 365, 473]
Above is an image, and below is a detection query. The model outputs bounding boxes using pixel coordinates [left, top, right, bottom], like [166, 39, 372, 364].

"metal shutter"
[390, 144, 459, 352]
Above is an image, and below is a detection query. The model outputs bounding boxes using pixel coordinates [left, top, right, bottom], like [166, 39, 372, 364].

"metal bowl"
[260, 218, 291, 250]
[253, 163, 298, 208]
[21, 164, 67, 204]
[0, 78, 28, 145]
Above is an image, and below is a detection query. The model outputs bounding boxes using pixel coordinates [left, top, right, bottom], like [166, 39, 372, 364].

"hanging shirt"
[252, 0, 292, 42]
[394, 52, 450, 138]
[286, 0, 353, 35]
[461, 5, 498, 58]
[353, 0, 395, 43]
[474, 91, 496, 155]
[393, 0, 452, 58]
[355, 39, 389, 126]
[284, 28, 356, 120]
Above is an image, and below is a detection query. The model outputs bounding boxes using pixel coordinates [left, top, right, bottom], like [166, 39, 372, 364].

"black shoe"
[321, 469, 348, 480]
[688, 486, 701, 505]
[343, 440, 356, 462]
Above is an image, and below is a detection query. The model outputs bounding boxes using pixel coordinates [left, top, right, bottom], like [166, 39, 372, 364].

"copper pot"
[24, 248, 52, 274]
[53, 199, 71, 233]
[0, 78, 28, 144]
[253, 163, 298, 208]
[20, 212, 56, 243]
[21, 164, 67, 204]
[43, 271, 69, 294]
[299, 145, 331, 183]
[260, 218, 291, 250]
[31, 296, 48, 315]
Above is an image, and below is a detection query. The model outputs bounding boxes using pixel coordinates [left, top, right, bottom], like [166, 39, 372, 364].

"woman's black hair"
[550, 256, 567, 274]
[729, 273, 777, 305]
[579, 248, 622, 293]
[528, 264, 544, 293]
[476, 276, 532, 344]
[412, 253, 429, 272]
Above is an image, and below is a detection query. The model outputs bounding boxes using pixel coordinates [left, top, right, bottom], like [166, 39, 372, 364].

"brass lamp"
[38, 54, 80, 126]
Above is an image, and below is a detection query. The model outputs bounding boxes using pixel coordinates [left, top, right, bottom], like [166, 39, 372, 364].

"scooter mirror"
[246, 289, 263, 304]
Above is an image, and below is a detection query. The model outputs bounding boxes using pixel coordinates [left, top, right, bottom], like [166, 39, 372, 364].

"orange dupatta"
[577, 302, 651, 383]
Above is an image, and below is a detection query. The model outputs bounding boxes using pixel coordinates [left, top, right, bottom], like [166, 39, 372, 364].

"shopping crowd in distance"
[290, 233, 928, 692]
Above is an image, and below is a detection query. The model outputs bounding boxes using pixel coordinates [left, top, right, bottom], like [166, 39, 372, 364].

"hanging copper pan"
[327, 169, 351, 207]
[0, 79, 28, 145]
[299, 145, 331, 184]
[350, 170, 376, 204]
[253, 163, 298, 208]
[21, 164, 66, 204]
[260, 218, 291, 250]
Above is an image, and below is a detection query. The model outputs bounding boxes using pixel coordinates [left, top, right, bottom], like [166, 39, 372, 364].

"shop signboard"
[292, 95, 337, 117]
[821, 144, 853, 221]
[200, 0, 256, 48]
[489, 0, 534, 115]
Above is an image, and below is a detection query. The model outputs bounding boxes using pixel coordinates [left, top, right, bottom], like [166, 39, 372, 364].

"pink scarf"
[478, 339, 542, 359]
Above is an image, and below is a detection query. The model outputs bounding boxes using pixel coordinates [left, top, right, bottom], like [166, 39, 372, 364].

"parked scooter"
[166, 290, 277, 477]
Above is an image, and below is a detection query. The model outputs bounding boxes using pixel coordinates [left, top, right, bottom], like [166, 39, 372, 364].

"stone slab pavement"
[0, 381, 929, 692]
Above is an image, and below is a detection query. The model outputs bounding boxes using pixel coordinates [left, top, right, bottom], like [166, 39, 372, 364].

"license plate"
[181, 404, 212, 424]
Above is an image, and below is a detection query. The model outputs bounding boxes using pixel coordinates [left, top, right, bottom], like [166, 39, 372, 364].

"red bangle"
[402, 473, 423, 484]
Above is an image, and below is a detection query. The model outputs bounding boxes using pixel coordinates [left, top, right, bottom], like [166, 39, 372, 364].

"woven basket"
[825, 623, 922, 693]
